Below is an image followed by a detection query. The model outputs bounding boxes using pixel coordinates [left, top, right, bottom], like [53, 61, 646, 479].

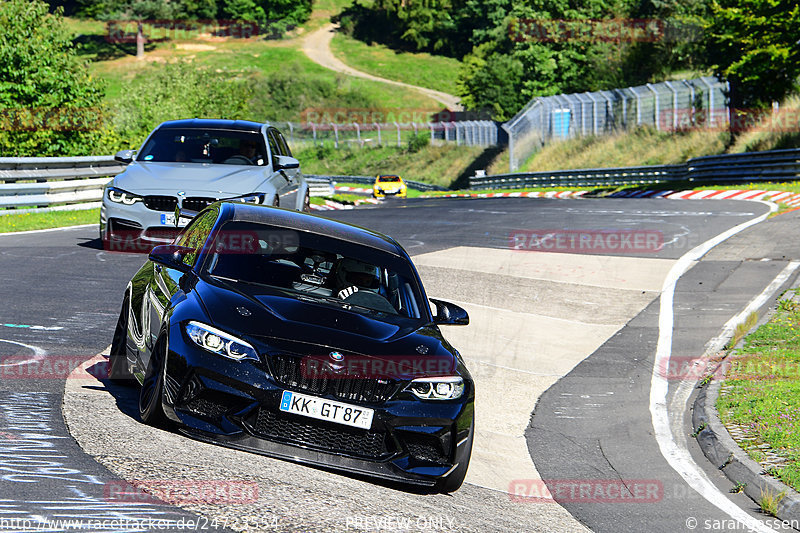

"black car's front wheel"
[139, 333, 168, 427]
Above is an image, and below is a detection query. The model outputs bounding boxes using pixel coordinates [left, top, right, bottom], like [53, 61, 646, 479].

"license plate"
[161, 214, 190, 227]
[279, 391, 374, 430]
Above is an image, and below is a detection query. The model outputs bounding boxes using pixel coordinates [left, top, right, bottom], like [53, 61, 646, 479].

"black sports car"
[110, 201, 474, 492]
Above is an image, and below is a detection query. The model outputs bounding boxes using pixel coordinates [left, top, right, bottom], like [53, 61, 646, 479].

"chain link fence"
[272, 121, 498, 150]
[502, 76, 730, 172]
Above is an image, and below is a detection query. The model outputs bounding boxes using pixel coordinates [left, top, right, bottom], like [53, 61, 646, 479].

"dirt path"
[302, 23, 463, 111]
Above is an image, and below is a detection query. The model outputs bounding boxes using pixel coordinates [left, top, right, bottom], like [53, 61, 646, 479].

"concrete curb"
[693, 379, 800, 521]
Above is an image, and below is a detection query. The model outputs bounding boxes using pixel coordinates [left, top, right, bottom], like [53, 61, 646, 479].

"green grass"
[330, 32, 462, 96]
[0, 209, 99, 233]
[295, 143, 484, 188]
[717, 290, 800, 493]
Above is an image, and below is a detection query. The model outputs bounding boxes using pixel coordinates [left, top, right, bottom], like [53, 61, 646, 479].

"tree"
[0, 0, 105, 156]
[704, 0, 800, 109]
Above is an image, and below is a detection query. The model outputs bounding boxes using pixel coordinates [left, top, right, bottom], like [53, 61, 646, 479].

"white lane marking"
[650, 201, 778, 532]
[704, 260, 800, 355]
[667, 261, 800, 508]
[1, 323, 63, 331]
[0, 224, 96, 237]
[0, 339, 46, 367]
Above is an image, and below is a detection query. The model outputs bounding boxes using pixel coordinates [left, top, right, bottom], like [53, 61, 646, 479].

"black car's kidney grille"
[143, 195, 178, 212]
[252, 408, 391, 459]
[269, 353, 398, 404]
[183, 197, 216, 212]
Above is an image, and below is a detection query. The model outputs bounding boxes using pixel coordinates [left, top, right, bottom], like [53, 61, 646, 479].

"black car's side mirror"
[275, 155, 300, 170]
[430, 298, 469, 326]
[114, 149, 136, 164]
[149, 244, 193, 273]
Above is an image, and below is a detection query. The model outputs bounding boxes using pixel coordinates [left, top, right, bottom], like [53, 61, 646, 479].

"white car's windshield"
[138, 129, 267, 166]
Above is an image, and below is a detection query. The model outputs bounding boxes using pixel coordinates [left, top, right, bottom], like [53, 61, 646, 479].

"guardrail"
[0, 158, 448, 214]
[0, 156, 125, 212]
[470, 148, 800, 189]
[2, 148, 796, 212]
[308, 175, 448, 192]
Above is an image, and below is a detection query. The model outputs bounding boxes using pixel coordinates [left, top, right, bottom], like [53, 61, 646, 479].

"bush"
[108, 61, 251, 149]
[406, 132, 430, 153]
[0, 0, 106, 156]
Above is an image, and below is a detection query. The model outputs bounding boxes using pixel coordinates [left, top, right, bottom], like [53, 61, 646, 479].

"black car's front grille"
[184, 397, 231, 420]
[269, 353, 398, 404]
[143, 195, 178, 212]
[251, 408, 392, 459]
[183, 197, 216, 212]
[406, 438, 449, 464]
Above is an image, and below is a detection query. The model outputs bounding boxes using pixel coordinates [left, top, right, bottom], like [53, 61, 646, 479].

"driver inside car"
[240, 140, 264, 166]
[335, 258, 381, 299]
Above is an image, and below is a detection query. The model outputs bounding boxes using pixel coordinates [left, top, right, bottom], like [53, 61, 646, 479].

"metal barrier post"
[646, 84, 660, 130]
[331, 123, 339, 148]
[664, 81, 678, 130]
[353, 123, 361, 147]
[699, 77, 715, 128]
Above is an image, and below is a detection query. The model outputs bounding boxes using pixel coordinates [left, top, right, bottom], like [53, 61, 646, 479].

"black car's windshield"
[203, 221, 426, 319]
[138, 128, 268, 166]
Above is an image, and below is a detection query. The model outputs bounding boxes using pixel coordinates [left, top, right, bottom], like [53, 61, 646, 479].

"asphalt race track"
[1, 196, 797, 532]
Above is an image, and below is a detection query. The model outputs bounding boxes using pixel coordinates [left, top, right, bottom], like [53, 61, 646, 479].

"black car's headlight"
[107, 187, 142, 205]
[185, 321, 258, 362]
[228, 193, 266, 205]
[405, 376, 464, 400]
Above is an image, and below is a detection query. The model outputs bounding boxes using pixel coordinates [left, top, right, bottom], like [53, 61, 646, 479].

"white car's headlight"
[406, 376, 464, 400]
[185, 321, 258, 362]
[228, 193, 266, 205]
[107, 187, 142, 205]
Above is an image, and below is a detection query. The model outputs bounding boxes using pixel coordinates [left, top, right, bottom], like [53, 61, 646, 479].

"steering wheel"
[223, 155, 253, 165]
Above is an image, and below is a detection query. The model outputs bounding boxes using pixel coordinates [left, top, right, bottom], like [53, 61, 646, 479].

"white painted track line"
[649, 203, 779, 532]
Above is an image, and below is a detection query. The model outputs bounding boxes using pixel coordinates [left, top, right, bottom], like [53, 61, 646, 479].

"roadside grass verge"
[329, 32, 461, 96]
[716, 290, 800, 493]
[0, 209, 99, 233]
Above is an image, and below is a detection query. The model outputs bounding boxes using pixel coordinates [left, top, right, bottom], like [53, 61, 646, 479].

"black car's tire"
[109, 298, 135, 384]
[437, 431, 474, 493]
[139, 334, 168, 427]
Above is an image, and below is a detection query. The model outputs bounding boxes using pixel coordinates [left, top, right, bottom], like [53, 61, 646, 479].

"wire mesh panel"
[502, 76, 730, 171]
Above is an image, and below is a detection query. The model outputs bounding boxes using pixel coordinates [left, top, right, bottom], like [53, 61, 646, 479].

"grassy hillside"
[486, 95, 800, 175]
[330, 33, 461, 95]
[67, 16, 440, 121]
[296, 143, 484, 188]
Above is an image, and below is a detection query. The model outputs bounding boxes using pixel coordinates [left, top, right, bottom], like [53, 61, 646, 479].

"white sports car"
[101, 119, 309, 251]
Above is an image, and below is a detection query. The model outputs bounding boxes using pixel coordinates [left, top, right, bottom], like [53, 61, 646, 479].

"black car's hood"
[195, 280, 456, 371]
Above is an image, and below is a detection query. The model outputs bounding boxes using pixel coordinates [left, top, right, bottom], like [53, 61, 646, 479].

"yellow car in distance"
[372, 174, 407, 198]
